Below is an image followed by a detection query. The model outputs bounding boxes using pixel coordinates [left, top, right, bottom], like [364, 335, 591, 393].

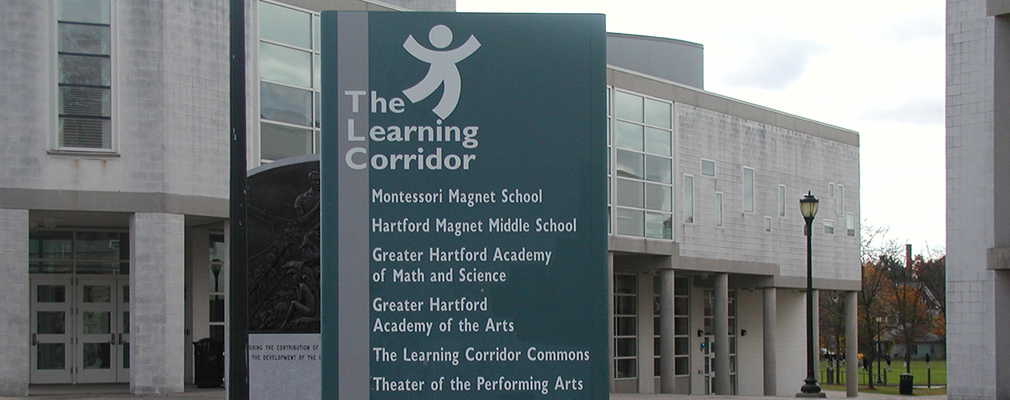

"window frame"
[846, 212, 856, 237]
[701, 158, 716, 177]
[257, 0, 322, 165]
[836, 184, 844, 215]
[683, 174, 694, 224]
[715, 192, 724, 227]
[778, 185, 787, 217]
[613, 273, 638, 380]
[742, 167, 755, 213]
[609, 88, 675, 241]
[52, 0, 118, 155]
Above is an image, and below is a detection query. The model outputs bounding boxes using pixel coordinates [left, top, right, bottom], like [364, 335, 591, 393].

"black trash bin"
[899, 373, 914, 395]
[193, 338, 224, 388]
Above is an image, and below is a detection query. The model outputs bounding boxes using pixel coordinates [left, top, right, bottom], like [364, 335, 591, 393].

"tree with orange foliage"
[857, 224, 901, 388]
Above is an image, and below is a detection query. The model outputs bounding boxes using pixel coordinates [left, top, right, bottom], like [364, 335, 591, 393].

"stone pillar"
[0, 209, 29, 396]
[659, 269, 676, 393]
[713, 273, 731, 394]
[763, 287, 777, 396]
[845, 291, 858, 397]
[130, 213, 186, 394]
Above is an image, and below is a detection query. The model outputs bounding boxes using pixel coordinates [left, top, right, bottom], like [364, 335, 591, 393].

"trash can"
[825, 367, 835, 384]
[899, 373, 914, 395]
[194, 338, 224, 388]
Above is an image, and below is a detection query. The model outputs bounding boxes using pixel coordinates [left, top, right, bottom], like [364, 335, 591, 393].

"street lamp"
[211, 260, 223, 293]
[798, 192, 824, 397]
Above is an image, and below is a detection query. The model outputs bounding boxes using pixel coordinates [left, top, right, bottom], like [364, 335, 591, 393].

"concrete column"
[659, 269, 676, 393]
[130, 213, 186, 394]
[0, 209, 29, 396]
[844, 291, 858, 397]
[713, 273, 731, 394]
[763, 287, 777, 396]
[812, 289, 820, 383]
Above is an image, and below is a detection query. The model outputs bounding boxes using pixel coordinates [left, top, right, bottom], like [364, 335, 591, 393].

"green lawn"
[821, 383, 947, 396]
[820, 359, 946, 392]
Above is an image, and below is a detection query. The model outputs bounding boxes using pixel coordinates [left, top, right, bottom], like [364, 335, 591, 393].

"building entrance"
[30, 275, 130, 384]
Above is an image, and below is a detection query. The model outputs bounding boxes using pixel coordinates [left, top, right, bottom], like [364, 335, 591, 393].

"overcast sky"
[457, 0, 947, 253]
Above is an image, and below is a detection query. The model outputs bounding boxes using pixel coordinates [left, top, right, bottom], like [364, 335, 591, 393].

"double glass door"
[30, 276, 130, 384]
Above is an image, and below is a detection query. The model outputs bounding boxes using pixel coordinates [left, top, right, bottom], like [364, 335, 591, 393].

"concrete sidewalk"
[1, 386, 947, 400]
[0, 385, 222, 400]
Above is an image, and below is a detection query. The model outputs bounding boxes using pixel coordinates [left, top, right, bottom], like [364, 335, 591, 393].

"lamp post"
[211, 260, 222, 293]
[798, 192, 823, 397]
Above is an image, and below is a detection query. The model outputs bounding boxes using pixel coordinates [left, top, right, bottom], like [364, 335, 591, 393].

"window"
[846, 213, 856, 237]
[823, 220, 835, 235]
[57, 0, 113, 151]
[701, 159, 716, 177]
[653, 277, 690, 377]
[614, 274, 637, 379]
[765, 217, 772, 232]
[828, 183, 835, 198]
[779, 185, 787, 217]
[30, 230, 129, 274]
[716, 192, 723, 226]
[259, 1, 322, 163]
[610, 89, 674, 240]
[837, 185, 844, 214]
[683, 175, 694, 223]
[209, 235, 226, 341]
[743, 167, 755, 212]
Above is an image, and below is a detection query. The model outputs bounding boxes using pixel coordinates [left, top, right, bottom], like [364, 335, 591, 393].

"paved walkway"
[0, 385, 947, 400]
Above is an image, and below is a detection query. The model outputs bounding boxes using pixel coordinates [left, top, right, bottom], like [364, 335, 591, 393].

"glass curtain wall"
[613, 274, 637, 380]
[653, 276, 690, 379]
[258, 0, 321, 163]
[609, 89, 674, 240]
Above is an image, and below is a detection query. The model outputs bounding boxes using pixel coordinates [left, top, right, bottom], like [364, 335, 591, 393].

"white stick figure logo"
[402, 25, 481, 121]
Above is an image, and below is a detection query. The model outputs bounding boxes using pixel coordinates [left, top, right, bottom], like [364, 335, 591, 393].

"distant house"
[886, 330, 946, 361]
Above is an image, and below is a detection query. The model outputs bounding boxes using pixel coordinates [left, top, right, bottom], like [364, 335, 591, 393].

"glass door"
[76, 278, 117, 383]
[115, 277, 130, 382]
[30, 277, 74, 384]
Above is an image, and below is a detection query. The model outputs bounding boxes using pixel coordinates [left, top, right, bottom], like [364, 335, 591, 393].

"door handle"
[111, 333, 116, 344]
[32, 333, 37, 346]
[118, 333, 123, 345]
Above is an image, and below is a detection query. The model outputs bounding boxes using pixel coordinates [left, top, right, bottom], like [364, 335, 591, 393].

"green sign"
[321, 12, 607, 399]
